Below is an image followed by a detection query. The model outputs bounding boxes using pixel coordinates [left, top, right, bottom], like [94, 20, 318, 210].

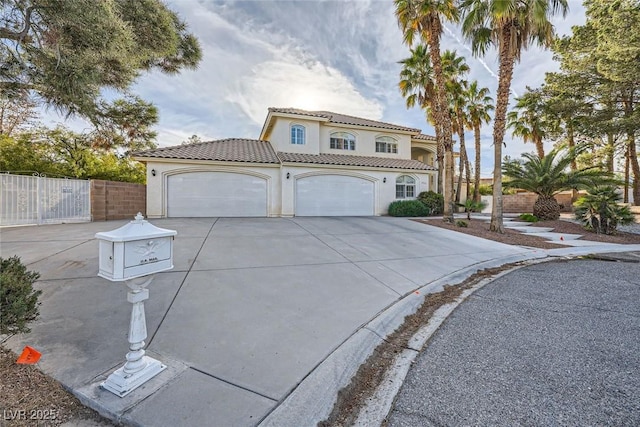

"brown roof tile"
[132, 139, 280, 163]
[412, 133, 437, 142]
[277, 152, 436, 170]
[268, 107, 421, 133]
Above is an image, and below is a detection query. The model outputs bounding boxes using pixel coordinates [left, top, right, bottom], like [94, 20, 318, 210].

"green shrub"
[518, 213, 539, 223]
[457, 199, 488, 220]
[574, 186, 635, 234]
[388, 200, 430, 217]
[0, 256, 41, 336]
[417, 191, 444, 215]
[476, 184, 493, 196]
[456, 220, 468, 227]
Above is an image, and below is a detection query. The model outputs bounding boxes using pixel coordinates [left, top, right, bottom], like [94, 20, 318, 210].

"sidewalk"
[2, 217, 639, 426]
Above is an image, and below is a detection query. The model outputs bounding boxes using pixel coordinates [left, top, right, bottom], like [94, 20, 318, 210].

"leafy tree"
[0, 127, 145, 183]
[549, 1, 640, 204]
[0, 0, 201, 120]
[461, 0, 568, 232]
[396, 0, 459, 223]
[182, 134, 203, 145]
[574, 185, 635, 234]
[503, 146, 614, 220]
[0, 91, 38, 136]
[464, 81, 494, 203]
[91, 96, 158, 153]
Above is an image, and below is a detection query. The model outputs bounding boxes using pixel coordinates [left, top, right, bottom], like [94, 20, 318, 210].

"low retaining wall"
[91, 180, 146, 221]
[481, 192, 581, 214]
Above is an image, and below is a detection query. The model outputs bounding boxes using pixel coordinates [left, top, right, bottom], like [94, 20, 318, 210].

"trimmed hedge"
[388, 200, 430, 217]
[417, 191, 444, 215]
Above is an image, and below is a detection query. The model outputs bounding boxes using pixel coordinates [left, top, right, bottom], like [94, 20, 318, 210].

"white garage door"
[167, 172, 267, 217]
[295, 175, 374, 216]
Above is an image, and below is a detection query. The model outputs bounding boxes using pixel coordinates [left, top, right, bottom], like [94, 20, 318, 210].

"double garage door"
[166, 172, 374, 217]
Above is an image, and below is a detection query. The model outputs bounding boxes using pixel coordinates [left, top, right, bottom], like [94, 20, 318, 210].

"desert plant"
[503, 146, 615, 220]
[0, 256, 41, 338]
[388, 200, 430, 217]
[417, 191, 444, 216]
[574, 186, 635, 234]
[457, 199, 488, 220]
[518, 213, 539, 223]
[456, 220, 468, 227]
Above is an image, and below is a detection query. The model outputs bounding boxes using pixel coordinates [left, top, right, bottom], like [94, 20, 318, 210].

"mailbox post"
[95, 213, 177, 397]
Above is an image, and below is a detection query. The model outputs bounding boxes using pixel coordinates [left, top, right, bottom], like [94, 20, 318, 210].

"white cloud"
[226, 58, 383, 124]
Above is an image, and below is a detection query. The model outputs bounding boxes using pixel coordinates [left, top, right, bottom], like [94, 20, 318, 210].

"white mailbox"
[96, 213, 177, 281]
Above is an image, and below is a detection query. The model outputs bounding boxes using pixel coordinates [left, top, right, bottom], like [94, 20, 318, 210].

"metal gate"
[0, 173, 91, 226]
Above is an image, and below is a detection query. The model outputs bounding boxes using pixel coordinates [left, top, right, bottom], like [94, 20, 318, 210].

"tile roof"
[412, 133, 437, 142]
[132, 139, 280, 164]
[268, 107, 421, 133]
[277, 152, 437, 170]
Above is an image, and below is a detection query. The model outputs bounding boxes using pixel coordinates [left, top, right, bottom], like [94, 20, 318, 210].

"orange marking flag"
[16, 346, 41, 364]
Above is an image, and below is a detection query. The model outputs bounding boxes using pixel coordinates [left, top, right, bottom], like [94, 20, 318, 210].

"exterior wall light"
[286, 172, 290, 179]
[151, 169, 156, 177]
[383, 177, 386, 183]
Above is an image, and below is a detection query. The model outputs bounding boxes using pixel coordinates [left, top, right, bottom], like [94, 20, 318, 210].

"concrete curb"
[257, 250, 547, 427]
[258, 244, 640, 427]
[353, 245, 640, 427]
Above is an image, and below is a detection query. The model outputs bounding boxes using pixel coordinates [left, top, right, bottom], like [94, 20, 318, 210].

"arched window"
[376, 136, 398, 153]
[291, 125, 305, 145]
[396, 175, 416, 199]
[330, 132, 356, 151]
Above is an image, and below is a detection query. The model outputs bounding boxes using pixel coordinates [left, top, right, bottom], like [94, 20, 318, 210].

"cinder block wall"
[502, 192, 577, 213]
[91, 180, 146, 221]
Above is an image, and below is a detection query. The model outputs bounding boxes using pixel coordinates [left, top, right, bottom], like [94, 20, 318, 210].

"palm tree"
[460, 0, 568, 232]
[506, 88, 549, 158]
[396, 0, 459, 223]
[441, 50, 471, 203]
[464, 81, 494, 203]
[503, 146, 613, 220]
[398, 45, 443, 193]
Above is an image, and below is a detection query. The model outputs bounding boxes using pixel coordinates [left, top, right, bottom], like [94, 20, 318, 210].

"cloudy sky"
[47, 0, 588, 177]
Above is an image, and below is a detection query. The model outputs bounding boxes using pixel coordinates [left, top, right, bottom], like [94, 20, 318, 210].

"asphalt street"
[387, 255, 640, 427]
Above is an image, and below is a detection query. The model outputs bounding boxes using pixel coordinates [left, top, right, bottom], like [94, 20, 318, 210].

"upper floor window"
[330, 132, 356, 151]
[376, 136, 398, 153]
[396, 175, 416, 199]
[291, 125, 305, 145]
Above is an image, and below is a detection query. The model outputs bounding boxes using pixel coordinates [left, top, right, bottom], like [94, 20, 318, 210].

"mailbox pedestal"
[95, 213, 177, 397]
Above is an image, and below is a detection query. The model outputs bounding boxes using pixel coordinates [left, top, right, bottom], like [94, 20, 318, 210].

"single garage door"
[295, 175, 374, 216]
[167, 172, 267, 217]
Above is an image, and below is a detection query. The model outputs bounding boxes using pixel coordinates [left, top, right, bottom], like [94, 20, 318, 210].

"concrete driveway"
[2, 217, 634, 426]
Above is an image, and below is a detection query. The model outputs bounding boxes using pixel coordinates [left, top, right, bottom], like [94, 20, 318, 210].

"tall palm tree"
[398, 45, 444, 193]
[396, 0, 459, 223]
[464, 80, 494, 203]
[506, 88, 549, 158]
[503, 146, 614, 220]
[441, 50, 471, 203]
[460, 0, 568, 232]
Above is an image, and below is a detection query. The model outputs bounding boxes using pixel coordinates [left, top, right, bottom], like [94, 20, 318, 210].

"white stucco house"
[133, 108, 438, 218]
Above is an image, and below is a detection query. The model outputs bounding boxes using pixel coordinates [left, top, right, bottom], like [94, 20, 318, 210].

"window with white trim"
[375, 136, 398, 153]
[291, 125, 305, 145]
[330, 132, 356, 150]
[396, 175, 416, 199]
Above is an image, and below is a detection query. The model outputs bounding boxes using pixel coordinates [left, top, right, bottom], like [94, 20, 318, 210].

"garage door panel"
[296, 175, 374, 216]
[168, 172, 267, 217]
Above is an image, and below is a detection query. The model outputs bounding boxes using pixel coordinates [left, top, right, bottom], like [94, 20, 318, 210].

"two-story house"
[134, 107, 437, 217]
